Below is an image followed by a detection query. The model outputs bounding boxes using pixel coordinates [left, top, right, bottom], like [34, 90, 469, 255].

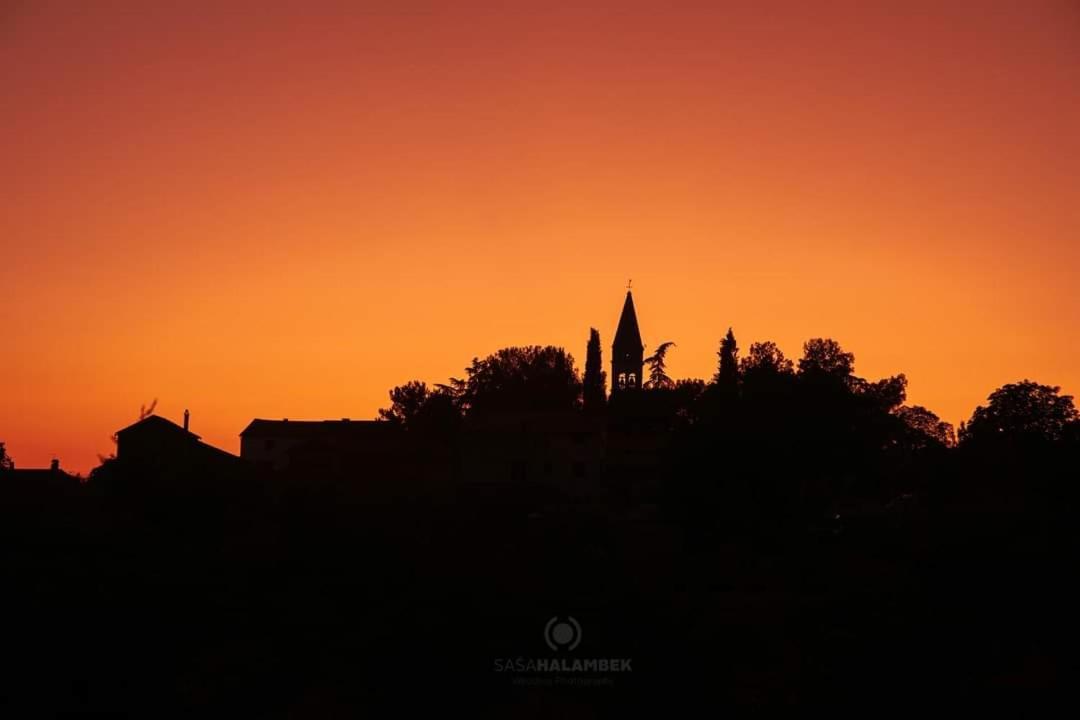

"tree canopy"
[895, 405, 956, 449]
[960, 380, 1078, 444]
[645, 341, 677, 390]
[740, 341, 794, 379]
[378, 380, 462, 434]
[461, 345, 582, 415]
[798, 338, 855, 379]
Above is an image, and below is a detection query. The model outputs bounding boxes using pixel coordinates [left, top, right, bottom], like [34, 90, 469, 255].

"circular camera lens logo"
[544, 616, 582, 651]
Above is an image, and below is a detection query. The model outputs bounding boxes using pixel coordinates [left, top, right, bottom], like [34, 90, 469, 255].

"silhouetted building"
[459, 410, 605, 492]
[240, 419, 403, 474]
[1, 458, 80, 491]
[115, 414, 237, 469]
[611, 290, 644, 396]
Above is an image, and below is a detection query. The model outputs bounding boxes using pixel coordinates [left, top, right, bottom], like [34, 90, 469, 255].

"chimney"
[50, 458, 59, 472]
[184, 409, 190, 432]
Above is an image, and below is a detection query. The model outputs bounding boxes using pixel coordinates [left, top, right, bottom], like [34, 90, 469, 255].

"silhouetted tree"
[674, 378, 707, 398]
[672, 379, 707, 421]
[462, 346, 581, 415]
[895, 405, 956, 448]
[714, 328, 739, 390]
[379, 381, 433, 426]
[853, 373, 908, 413]
[379, 380, 462, 435]
[959, 380, 1078, 445]
[0, 442, 13, 471]
[798, 338, 854, 379]
[583, 328, 607, 411]
[434, 377, 467, 404]
[644, 341, 677, 389]
[739, 341, 793, 379]
[414, 390, 464, 435]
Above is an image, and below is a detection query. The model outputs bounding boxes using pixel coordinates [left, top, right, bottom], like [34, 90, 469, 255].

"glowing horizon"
[2, 1, 1078, 473]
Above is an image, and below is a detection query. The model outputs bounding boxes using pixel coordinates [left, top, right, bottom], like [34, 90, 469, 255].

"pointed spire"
[613, 290, 644, 352]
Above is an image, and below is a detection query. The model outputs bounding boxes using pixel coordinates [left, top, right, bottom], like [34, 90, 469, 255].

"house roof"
[240, 418, 394, 438]
[114, 414, 200, 440]
[4, 468, 79, 483]
[613, 290, 644, 352]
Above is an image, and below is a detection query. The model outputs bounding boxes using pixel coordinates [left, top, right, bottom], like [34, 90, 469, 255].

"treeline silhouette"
[2, 332, 1077, 714]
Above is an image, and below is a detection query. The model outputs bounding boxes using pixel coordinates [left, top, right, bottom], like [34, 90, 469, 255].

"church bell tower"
[611, 287, 644, 396]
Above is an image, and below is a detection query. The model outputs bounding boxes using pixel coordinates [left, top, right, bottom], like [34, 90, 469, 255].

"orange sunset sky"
[2, 1, 1079, 474]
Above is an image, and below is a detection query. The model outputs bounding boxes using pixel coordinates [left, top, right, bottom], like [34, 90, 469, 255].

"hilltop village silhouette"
[2, 287, 1078, 714]
[17, 288, 664, 483]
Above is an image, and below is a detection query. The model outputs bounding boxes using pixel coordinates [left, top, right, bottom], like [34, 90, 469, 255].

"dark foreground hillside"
[2, 438, 1076, 716]
[4, 346, 1078, 714]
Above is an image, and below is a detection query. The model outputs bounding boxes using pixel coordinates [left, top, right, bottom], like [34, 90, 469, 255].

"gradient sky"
[3, 1, 1079, 473]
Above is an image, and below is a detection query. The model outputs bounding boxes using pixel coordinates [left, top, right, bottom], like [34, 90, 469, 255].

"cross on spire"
[627, 278, 632, 290]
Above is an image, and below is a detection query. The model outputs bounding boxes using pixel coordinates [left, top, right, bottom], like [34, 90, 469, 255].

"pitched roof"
[240, 418, 394, 438]
[612, 290, 644, 352]
[114, 414, 200, 440]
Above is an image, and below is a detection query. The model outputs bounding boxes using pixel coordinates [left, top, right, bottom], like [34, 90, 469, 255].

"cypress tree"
[583, 328, 607, 411]
[715, 327, 739, 390]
